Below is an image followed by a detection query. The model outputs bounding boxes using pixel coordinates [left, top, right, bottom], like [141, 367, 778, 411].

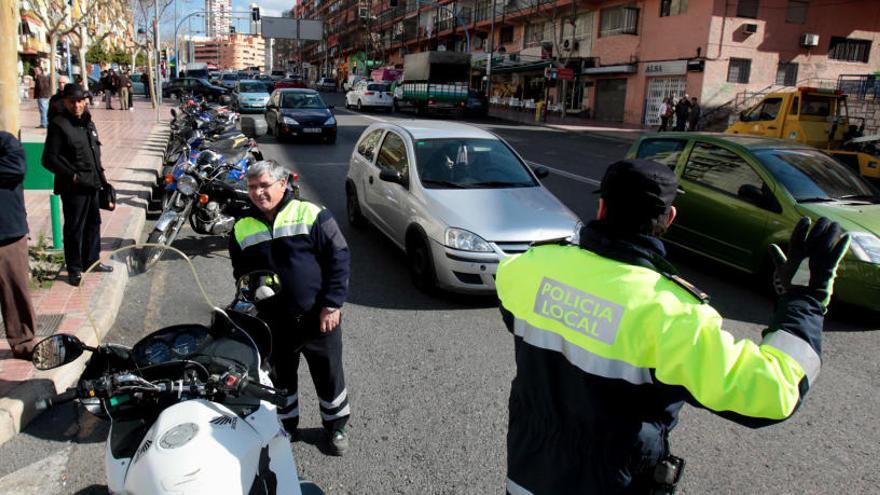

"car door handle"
[369, 176, 374, 184]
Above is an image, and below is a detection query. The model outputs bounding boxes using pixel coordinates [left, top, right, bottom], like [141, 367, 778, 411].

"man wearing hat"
[495, 159, 850, 494]
[42, 84, 114, 286]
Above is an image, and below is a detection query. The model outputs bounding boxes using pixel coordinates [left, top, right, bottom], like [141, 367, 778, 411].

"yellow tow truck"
[726, 86, 880, 183]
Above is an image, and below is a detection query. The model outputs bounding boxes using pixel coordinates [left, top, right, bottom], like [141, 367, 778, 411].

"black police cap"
[597, 159, 682, 215]
[61, 83, 87, 100]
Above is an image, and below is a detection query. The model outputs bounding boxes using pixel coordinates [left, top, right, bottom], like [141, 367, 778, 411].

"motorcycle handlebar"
[35, 388, 79, 411]
[243, 380, 287, 407]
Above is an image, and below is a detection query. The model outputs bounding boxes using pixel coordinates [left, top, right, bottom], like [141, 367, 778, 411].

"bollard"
[50, 195, 63, 249]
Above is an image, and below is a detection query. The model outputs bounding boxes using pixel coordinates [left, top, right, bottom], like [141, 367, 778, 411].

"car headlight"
[283, 116, 299, 125]
[324, 116, 336, 126]
[849, 232, 880, 264]
[568, 221, 584, 245]
[176, 175, 199, 196]
[445, 228, 493, 252]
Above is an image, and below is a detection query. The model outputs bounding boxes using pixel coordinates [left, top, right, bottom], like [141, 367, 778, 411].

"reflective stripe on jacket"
[496, 227, 824, 494]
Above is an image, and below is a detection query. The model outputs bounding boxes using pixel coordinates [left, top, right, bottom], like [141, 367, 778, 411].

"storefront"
[583, 64, 637, 122]
[643, 60, 688, 127]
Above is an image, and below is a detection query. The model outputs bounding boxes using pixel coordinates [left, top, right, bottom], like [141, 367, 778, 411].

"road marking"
[0, 446, 71, 494]
[527, 161, 601, 186]
[143, 259, 168, 334]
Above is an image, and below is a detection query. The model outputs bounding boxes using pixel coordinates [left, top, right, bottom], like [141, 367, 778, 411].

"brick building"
[193, 33, 266, 71]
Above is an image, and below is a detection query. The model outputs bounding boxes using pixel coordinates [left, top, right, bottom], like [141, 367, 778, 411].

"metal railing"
[838, 74, 880, 100]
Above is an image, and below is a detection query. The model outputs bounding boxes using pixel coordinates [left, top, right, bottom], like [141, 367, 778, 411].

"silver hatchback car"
[345, 120, 581, 293]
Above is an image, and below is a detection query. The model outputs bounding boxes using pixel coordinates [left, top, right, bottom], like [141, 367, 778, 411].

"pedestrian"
[127, 70, 135, 110]
[118, 71, 131, 111]
[657, 97, 671, 132]
[674, 94, 691, 131]
[229, 159, 352, 456]
[33, 66, 51, 128]
[495, 159, 850, 494]
[47, 74, 70, 122]
[0, 131, 38, 360]
[41, 84, 115, 287]
[687, 96, 701, 131]
[101, 70, 114, 109]
[143, 70, 151, 101]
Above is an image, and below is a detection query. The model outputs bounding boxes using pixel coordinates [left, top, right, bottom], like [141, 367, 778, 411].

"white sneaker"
[129, 108, 134, 112]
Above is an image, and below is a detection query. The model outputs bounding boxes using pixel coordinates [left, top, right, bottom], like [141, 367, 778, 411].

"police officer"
[496, 159, 850, 494]
[229, 159, 352, 455]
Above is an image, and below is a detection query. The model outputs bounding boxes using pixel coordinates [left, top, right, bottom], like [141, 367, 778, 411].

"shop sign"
[557, 68, 574, 80]
[644, 60, 687, 76]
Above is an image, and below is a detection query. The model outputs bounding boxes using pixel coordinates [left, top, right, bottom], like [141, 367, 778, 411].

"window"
[636, 139, 687, 169]
[785, 0, 808, 23]
[600, 6, 639, 37]
[660, 0, 688, 17]
[829, 37, 871, 63]
[376, 132, 409, 176]
[500, 26, 514, 44]
[683, 143, 764, 199]
[744, 97, 783, 121]
[727, 58, 751, 83]
[800, 94, 833, 117]
[524, 22, 550, 47]
[414, 138, 536, 189]
[357, 129, 384, 161]
[775, 62, 798, 86]
[736, 0, 759, 18]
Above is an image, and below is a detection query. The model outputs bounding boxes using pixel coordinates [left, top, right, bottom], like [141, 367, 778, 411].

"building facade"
[206, 0, 232, 38]
[193, 33, 266, 70]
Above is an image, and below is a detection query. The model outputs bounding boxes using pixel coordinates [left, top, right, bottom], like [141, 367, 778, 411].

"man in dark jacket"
[229, 159, 352, 456]
[673, 95, 691, 131]
[47, 74, 70, 122]
[33, 67, 51, 128]
[0, 132, 38, 359]
[42, 84, 114, 286]
[687, 96, 701, 131]
[496, 159, 850, 494]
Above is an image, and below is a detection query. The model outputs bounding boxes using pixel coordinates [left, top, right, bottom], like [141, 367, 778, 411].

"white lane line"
[527, 161, 601, 186]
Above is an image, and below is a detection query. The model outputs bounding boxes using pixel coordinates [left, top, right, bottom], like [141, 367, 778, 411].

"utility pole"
[154, 0, 161, 123]
[486, 0, 495, 98]
[0, 0, 20, 135]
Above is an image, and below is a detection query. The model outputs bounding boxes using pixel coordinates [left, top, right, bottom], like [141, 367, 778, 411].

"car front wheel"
[346, 185, 366, 228]
[407, 233, 436, 293]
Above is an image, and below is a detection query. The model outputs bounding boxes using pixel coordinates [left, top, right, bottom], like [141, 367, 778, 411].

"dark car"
[465, 90, 489, 117]
[275, 78, 307, 89]
[265, 89, 337, 144]
[163, 78, 230, 102]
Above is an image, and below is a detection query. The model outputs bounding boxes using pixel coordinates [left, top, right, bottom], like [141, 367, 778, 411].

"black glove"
[769, 217, 851, 307]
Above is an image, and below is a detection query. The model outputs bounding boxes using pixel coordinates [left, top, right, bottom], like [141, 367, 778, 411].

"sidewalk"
[488, 106, 649, 143]
[0, 96, 171, 447]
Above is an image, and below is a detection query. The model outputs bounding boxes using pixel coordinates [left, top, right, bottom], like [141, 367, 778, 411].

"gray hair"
[247, 159, 288, 182]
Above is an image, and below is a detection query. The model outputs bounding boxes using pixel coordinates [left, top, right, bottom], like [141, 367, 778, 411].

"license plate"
[303, 128, 322, 133]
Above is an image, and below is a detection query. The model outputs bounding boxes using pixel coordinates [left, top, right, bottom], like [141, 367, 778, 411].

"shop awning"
[489, 60, 553, 74]
[582, 64, 638, 75]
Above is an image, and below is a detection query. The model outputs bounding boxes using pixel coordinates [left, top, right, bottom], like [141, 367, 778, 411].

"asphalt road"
[1, 93, 878, 494]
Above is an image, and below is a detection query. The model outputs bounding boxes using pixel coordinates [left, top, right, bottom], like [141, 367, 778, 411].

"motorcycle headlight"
[324, 116, 336, 126]
[283, 116, 299, 125]
[849, 232, 880, 264]
[176, 175, 199, 196]
[445, 228, 493, 252]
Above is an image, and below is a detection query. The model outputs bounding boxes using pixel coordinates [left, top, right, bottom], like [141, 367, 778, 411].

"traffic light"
[230, 25, 236, 34]
[251, 6, 261, 21]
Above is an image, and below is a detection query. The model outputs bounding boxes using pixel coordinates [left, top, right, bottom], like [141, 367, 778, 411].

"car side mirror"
[379, 168, 408, 187]
[31, 334, 87, 370]
[328, 105, 335, 109]
[533, 166, 550, 179]
[737, 184, 777, 211]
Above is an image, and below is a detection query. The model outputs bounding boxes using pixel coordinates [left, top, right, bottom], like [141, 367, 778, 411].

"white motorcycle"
[31, 245, 324, 494]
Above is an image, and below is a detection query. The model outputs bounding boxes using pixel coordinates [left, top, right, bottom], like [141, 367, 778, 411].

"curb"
[486, 112, 645, 144]
[0, 121, 169, 448]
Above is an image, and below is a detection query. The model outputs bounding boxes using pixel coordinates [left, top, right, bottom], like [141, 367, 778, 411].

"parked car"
[316, 77, 337, 92]
[218, 72, 239, 89]
[163, 78, 230, 102]
[265, 89, 337, 144]
[345, 121, 581, 293]
[130, 73, 146, 95]
[465, 89, 489, 117]
[275, 78, 308, 89]
[627, 132, 880, 310]
[345, 81, 393, 111]
[232, 80, 272, 113]
[270, 70, 287, 81]
[343, 74, 366, 92]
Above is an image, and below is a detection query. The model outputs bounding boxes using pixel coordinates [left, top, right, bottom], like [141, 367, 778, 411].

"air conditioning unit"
[742, 23, 758, 34]
[800, 33, 819, 47]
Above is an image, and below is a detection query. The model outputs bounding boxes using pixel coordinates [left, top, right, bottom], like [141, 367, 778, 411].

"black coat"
[42, 110, 107, 195]
[0, 131, 29, 242]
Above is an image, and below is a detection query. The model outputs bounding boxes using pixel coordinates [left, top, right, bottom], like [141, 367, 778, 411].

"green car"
[625, 133, 880, 310]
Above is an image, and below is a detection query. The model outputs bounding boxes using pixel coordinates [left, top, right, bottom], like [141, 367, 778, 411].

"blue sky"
[168, 0, 296, 36]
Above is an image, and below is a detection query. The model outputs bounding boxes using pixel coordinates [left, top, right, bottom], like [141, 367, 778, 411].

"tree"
[129, 0, 175, 107]
[86, 43, 111, 64]
[70, 0, 133, 90]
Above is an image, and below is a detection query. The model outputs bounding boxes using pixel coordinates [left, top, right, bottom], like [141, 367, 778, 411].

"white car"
[345, 121, 581, 294]
[345, 81, 393, 112]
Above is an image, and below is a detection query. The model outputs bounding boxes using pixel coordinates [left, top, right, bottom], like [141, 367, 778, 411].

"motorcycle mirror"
[235, 271, 283, 304]
[32, 334, 87, 370]
[170, 108, 178, 119]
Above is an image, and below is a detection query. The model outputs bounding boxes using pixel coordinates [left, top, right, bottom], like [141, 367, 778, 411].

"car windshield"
[367, 83, 389, 91]
[755, 149, 877, 202]
[239, 82, 266, 93]
[222, 74, 237, 80]
[281, 93, 326, 109]
[414, 138, 537, 189]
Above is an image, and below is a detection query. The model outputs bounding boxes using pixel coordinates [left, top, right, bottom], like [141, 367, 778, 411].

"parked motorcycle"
[31, 245, 325, 494]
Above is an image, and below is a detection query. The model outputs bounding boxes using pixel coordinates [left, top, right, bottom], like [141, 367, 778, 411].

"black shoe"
[92, 263, 114, 273]
[328, 428, 348, 456]
[282, 418, 299, 440]
[69, 273, 82, 286]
